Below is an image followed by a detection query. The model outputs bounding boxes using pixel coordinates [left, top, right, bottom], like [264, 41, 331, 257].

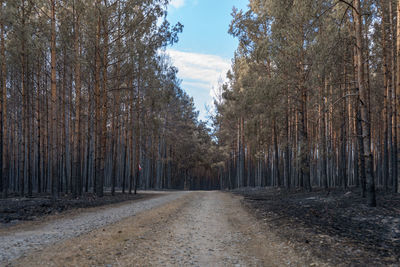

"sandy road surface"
[5, 191, 323, 266]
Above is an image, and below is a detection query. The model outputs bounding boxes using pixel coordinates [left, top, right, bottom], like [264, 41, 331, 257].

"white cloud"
[170, 0, 185, 8]
[167, 49, 230, 93]
[166, 49, 231, 121]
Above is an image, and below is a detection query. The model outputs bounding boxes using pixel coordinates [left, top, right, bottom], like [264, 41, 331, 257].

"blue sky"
[166, 0, 248, 121]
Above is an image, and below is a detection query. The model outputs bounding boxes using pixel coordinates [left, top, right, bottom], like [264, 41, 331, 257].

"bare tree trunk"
[122, 112, 129, 194]
[129, 105, 134, 194]
[27, 70, 32, 197]
[381, 2, 391, 190]
[19, 0, 26, 197]
[285, 87, 291, 189]
[100, 7, 108, 197]
[134, 79, 140, 194]
[300, 83, 311, 191]
[73, 1, 82, 197]
[320, 79, 328, 189]
[388, 0, 397, 192]
[50, 0, 58, 199]
[36, 59, 41, 194]
[354, 0, 376, 206]
[236, 119, 240, 188]
[241, 117, 245, 187]
[94, 2, 103, 197]
[273, 120, 280, 186]
[0, 6, 7, 198]
[111, 2, 122, 196]
[395, 0, 400, 193]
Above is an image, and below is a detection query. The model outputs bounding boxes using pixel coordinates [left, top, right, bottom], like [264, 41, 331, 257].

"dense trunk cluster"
[0, 0, 217, 198]
[214, 0, 400, 205]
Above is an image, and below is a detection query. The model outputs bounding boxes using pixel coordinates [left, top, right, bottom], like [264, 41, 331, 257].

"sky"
[166, 0, 248, 122]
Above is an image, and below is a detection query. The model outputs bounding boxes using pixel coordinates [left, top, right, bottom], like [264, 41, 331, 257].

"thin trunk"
[285, 87, 291, 189]
[273, 120, 280, 186]
[382, 3, 391, 190]
[73, 1, 82, 197]
[100, 2, 108, 197]
[134, 77, 140, 195]
[36, 59, 41, 194]
[354, 0, 376, 206]
[1, 5, 7, 198]
[389, 0, 397, 192]
[94, 2, 103, 197]
[395, 0, 400, 193]
[321, 79, 328, 189]
[20, 0, 26, 197]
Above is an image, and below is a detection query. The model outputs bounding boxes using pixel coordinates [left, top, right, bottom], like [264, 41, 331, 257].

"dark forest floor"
[0, 191, 149, 225]
[233, 187, 400, 266]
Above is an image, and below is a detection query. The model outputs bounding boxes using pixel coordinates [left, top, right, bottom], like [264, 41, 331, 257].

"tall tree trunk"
[50, 0, 58, 199]
[73, 1, 82, 197]
[381, 2, 391, 190]
[134, 76, 140, 195]
[320, 79, 328, 189]
[100, 10, 108, 197]
[388, 0, 397, 193]
[94, 2, 103, 197]
[129, 105, 134, 194]
[36, 59, 41, 194]
[19, 0, 26, 197]
[27, 71, 32, 197]
[285, 88, 291, 189]
[395, 0, 400, 193]
[354, 0, 376, 206]
[240, 117, 245, 187]
[300, 82, 311, 191]
[0, 5, 7, 198]
[273, 120, 280, 186]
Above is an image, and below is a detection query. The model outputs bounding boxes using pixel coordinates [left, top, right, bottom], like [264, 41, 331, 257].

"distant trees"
[214, 0, 400, 205]
[0, 0, 218, 198]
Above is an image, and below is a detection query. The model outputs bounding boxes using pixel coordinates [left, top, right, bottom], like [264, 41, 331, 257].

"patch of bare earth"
[7, 191, 324, 266]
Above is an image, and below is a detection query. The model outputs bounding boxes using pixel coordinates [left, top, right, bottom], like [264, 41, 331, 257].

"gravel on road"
[0, 191, 188, 264]
[9, 191, 325, 266]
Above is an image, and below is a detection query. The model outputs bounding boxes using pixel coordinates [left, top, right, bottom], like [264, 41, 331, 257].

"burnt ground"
[0, 192, 149, 225]
[233, 187, 400, 266]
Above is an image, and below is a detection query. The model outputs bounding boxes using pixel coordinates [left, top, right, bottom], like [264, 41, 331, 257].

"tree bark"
[94, 2, 103, 197]
[0, 3, 7, 198]
[73, 1, 82, 197]
[354, 0, 376, 206]
[50, 0, 58, 199]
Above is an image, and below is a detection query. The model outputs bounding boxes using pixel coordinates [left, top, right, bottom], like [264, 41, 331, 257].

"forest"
[214, 0, 400, 207]
[1, 0, 400, 206]
[0, 0, 222, 200]
[1, 0, 400, 265]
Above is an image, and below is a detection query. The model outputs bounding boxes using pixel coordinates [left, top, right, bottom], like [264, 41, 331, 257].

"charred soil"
[0, 192, 148, 225]
[234, 187, 400, 266]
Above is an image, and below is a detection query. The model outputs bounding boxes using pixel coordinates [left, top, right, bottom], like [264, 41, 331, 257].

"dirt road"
[4, 191, 323, 266]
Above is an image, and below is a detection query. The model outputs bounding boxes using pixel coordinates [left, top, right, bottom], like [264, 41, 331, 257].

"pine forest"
[1, 1, 400, 265]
